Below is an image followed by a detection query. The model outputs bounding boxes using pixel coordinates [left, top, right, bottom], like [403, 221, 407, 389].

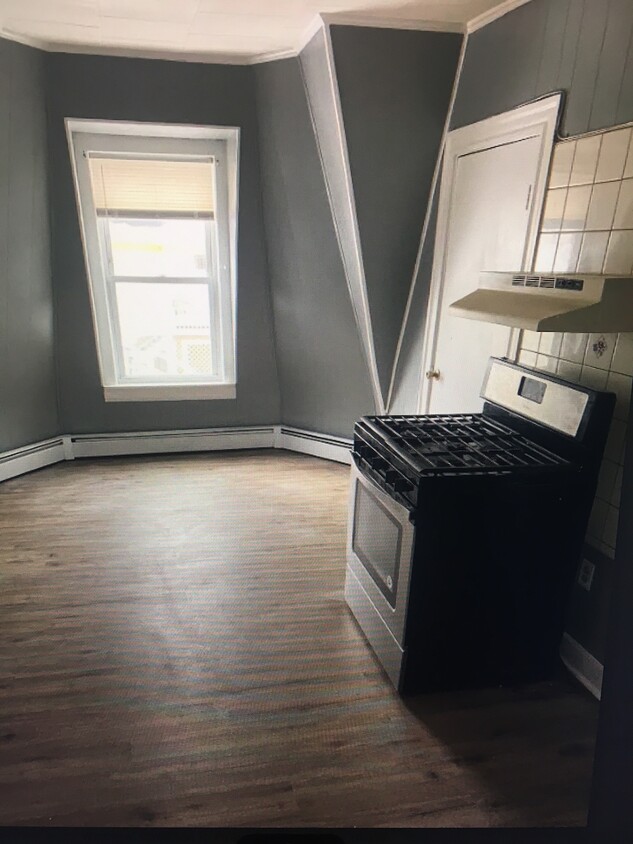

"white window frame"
[66, 119, 240, 402]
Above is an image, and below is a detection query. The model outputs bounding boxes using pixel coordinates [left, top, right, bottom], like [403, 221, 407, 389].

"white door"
[420, 96, 560, 414]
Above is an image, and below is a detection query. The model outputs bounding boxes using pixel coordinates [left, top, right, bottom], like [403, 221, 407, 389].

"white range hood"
[450, 271, 633, 332]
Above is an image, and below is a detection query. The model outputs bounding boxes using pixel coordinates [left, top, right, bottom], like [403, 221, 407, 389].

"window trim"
[66, 119, 240, 402]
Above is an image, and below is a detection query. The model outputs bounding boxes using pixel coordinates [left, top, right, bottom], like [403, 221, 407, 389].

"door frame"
[417, 94, 562, 413]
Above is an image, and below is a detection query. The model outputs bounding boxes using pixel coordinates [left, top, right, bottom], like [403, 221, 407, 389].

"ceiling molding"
[0, 3, 527, 66]
[467, 0, 534, 34]
[320, 13, 464, 35]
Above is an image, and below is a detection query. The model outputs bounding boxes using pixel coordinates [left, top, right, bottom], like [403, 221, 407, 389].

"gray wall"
[0, 38, 58, 450]
[46, 53, 280, 434]
[330, 25, 461, 401]
[300, 29, 380, 412]
[255, 58, 374, 438]
[452, 0, 633, 135]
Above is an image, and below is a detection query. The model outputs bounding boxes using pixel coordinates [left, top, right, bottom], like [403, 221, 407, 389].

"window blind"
[88, 156, 215, 218]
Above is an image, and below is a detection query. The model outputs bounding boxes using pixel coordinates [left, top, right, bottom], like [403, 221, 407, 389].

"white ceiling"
[0, 0, 511, 64]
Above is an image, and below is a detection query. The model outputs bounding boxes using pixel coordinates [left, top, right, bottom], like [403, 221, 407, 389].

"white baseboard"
[560, 632, 604, 701]
[276, 426, 352, 464]
[69, 426, 276, 458]
[0, 437, 66, 483]
[0, 425, 352, 482]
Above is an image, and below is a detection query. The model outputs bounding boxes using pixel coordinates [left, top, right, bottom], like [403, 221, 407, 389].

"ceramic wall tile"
[587, 497, 609, 541]
[549, 141, 576, 188]
[585, 181, 620, 230]
[603, 230, 633, 273]
[536, 353, 557, 373]
[577, 231, 609, 272]
[560, 332, 589, 363]
[597, 458, 619, 501]
[521, 330, 541, 352]
[580, 364, 609, 390]
[569, 135, 601, 186]
[612, 465, 624, 506]
[561, 185, 591, 231]
[585, 333, 617, 370]
[603, 505, 620, 549]
[517, 349, 537, 367]
[611, 333, 633, 375]
[539, 332, 563, 357]
[595, 128, 631, 182]
[606, 370, 633, 420]
[533, 233, 559, 272]
[605, 418, 627, 463]
[625, 134, 633, 179]
[520, 127, 633, 556]
[541, 188, 566, 231]
[613, 179, 633, 228]
[556, 359, 581, 382]
[553, 232, 582, 271]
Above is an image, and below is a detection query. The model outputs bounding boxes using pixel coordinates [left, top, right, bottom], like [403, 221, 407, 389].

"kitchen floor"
[0, 450, 598, 827]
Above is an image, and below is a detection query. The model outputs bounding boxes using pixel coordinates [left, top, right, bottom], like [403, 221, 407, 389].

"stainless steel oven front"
[345, 459, 415, 688]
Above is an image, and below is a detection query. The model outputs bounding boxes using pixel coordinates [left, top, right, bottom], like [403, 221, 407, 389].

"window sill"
[103, 383, 236, 402]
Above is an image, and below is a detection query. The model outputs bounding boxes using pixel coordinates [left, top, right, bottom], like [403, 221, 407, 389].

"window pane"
[115, 282, 213, 379]
[107, 218, 209, 278]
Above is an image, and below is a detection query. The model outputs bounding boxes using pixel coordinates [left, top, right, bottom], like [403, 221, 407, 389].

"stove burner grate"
[370, 414, 570, 476]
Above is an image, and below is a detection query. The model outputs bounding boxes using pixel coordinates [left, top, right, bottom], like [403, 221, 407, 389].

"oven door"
[346, 459, 415, 646]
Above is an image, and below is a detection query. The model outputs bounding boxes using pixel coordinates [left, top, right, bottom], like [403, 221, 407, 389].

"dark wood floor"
[0, 450, 598, 827]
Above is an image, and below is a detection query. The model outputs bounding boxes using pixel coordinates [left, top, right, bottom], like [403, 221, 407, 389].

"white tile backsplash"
[569, 135, 601, 185]
[585, 333, 617, 370]
[556, 359, 582, 382]
[612, 333, 633, 375]
[536, 353, 557, 373]
[577, 231, 609, 272]
[522, 125, 633, 555]
[613, 178, 633, 228]
[597, 458, 619, 501]
[562, 184, 591, 230]
[560, 332, 589, 363]
[585, 181, 620, 230]
[533, 233, 559, 272]
[538, 331, 563, 357]
[625, 135, 633, 179]
[580, 364, 609, 390]
[607, 370, 633, 420]
[603, 230, 633, 273]
[542, 188, 566, 231]
[595, 128, 631, 182]
[553, 231, 582, 271]
[549, 140, 575, 188]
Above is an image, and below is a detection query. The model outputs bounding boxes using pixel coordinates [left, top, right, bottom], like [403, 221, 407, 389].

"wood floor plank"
[0, 450, 597, 827]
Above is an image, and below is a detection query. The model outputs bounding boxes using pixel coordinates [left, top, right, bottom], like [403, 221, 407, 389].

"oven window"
[352, 483, 402, 608]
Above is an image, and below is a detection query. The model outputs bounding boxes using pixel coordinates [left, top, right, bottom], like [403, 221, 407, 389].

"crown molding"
[2, 2, 529, 67]
[467, 0, 534, 34]
[320, 12, 463, 34]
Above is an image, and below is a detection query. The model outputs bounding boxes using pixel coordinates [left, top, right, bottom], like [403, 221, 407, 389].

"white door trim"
[417, 94, 561, 413]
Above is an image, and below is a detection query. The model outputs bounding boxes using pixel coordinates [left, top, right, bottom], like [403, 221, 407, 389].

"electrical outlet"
[578, 559, 595, 592]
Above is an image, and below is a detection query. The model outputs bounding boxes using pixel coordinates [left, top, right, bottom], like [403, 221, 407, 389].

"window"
[67, 120, 239, 402]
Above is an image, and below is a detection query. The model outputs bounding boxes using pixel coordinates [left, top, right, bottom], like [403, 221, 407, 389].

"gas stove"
[345, 357, 616, 694]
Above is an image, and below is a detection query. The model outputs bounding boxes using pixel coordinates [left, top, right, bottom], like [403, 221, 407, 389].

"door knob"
[426, 369, 441, 380]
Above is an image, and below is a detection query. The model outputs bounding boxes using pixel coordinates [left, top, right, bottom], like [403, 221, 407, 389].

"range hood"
[450, 272, 633, 332]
